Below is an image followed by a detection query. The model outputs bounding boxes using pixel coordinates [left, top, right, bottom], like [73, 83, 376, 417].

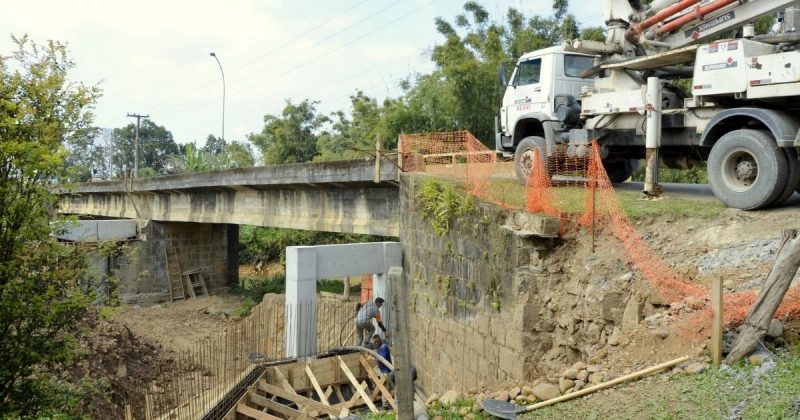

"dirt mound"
[66, 313, 182, 418]
[114, 294, 243, 352]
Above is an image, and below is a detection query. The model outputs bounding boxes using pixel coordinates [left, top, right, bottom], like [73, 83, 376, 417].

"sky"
[2, 0, 603, 146]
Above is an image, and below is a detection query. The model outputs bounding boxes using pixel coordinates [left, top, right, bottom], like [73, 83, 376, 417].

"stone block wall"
[400, 175, 554, 392]
[400, 174, 647, 394]
[117, 220, 237, 304]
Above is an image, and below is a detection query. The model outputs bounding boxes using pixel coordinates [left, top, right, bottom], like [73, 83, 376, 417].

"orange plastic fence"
[400, 131, 800, 337]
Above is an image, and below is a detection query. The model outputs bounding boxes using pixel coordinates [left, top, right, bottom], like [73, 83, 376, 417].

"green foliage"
[248, 99, 329, 165]
[169, 137, 256, 174]
[234, 298, 255, 317]
[239, 225, 384, 265]
[632, 163, 709, 184]
[0, 34, 96, 417]
[317, 279, 361, 295]
[110, 119, 179, 177]
[234, 273, 286, 302]
[417, 179, 475, 236]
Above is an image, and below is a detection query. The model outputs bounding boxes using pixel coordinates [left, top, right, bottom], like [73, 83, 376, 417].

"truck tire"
[772, 147, 800, 206]
[514, 136, 549, 185]
[603, 159, 636, 184]
[707, 129, 788, 210]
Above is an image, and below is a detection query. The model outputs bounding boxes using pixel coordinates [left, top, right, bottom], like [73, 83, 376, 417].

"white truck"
[496, 0, 800, 210]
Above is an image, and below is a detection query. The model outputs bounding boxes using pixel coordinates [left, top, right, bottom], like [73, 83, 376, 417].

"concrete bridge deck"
[58, 158, 401, 237]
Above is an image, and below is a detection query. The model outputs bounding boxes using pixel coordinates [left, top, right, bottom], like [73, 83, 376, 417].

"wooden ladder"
[165, 247, 185, 302]
[182, 269, 208, 298]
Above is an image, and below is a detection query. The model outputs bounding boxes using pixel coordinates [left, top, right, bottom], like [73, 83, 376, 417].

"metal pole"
[210, 52, 226, 147]
[643, 77, 662, 197]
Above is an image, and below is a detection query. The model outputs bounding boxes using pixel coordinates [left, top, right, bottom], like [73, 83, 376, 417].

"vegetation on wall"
[416, 179, 475, 236]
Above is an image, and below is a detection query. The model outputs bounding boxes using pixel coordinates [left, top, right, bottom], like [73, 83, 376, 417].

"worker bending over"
[355, 297, 386, 347]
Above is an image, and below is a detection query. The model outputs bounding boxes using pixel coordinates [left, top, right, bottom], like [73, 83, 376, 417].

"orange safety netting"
[400, 130, 800, 337]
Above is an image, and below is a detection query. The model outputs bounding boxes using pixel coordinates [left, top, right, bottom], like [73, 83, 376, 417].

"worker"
[371, 334, 393, 409]
[371, 334, 392, 374]
[355, 297, 386, 347]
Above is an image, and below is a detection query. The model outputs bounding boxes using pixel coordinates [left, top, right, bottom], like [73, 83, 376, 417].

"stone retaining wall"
[400, 174, 645, 393]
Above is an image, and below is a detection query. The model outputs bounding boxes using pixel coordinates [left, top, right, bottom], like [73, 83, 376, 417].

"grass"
[525, 348, 800, 419]
[366, 348, 800, 419]
[479, 177, 724, 220]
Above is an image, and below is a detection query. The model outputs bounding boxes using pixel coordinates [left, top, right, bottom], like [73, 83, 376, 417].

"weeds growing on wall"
[417, 179, 475, 236]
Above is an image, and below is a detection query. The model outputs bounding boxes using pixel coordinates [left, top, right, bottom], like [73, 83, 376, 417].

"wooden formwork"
[224, 351, 394, 419]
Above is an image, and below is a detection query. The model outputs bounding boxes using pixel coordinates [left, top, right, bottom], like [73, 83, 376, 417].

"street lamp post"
[209, 52, 226, 148]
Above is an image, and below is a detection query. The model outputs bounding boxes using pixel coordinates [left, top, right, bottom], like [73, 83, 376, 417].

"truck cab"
[496, 47, 596, 158]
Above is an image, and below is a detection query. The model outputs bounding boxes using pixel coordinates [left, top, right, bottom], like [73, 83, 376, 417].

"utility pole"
[126, 113, 149, 178]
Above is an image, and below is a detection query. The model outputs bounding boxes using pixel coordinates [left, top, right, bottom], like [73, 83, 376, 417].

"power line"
[154, 0, 438, 118]
[147, 0, 400, 114]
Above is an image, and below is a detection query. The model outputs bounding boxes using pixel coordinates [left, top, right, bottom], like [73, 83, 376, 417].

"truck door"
[506, 57, 548, 135]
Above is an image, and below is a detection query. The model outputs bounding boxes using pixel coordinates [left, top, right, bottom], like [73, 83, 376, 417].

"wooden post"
[125, 404, 133, 420]
[710, 277, 723, 365]
[389, 266, 414, 418]
[343, 277, 351, 301]
[374, 138, 382, 183]
[397, 135, 403, 173]
[726, 229, 800, 363]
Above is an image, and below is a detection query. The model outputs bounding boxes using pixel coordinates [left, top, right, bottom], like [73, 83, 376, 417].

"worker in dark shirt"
[371, 334, 393, 409]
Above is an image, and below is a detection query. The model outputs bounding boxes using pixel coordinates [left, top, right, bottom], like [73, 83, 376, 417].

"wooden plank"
[360, 354, 396, 410]
[248, 392, 304, 418]
[334, 380, 370, 410]
[272, 366, 295, 393]
[324, 386, 333, 401]
[258, 381, 342, 417]
[710, 277, 723, 365]
[338, 356, 378, 413]
[236, 403, 281, 420]
[305, 364, 331, 406]
[389, 266, 414, 418]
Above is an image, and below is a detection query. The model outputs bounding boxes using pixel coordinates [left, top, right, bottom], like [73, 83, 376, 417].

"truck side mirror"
[497, 63, 508, 87]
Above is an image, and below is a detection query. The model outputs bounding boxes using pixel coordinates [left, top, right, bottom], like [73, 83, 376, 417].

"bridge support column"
[284, 242, 402, 358]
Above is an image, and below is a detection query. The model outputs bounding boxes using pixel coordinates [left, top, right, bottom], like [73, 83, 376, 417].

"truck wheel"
[514, 136, 549, 185]
[772, 147, 800, 206]
[603, 159, 636, 184]
[707, 129, 788, 210]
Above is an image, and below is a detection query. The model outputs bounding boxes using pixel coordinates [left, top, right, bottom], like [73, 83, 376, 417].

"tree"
[0, 35, 97, 416]
[109, 119, 179, 176]
[248, 99, 329, 165]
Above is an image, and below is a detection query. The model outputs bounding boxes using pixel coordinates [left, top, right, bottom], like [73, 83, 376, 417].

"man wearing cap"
[355, 297, 386, 347]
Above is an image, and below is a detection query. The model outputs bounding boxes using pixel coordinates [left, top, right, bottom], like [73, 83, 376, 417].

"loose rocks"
[532, 383, 560, 401]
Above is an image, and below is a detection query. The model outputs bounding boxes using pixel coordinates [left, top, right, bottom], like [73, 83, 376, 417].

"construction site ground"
[83, 194, 800, 418]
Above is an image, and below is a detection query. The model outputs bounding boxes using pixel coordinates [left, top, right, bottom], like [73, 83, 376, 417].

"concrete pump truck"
[496, 0, 800, 210]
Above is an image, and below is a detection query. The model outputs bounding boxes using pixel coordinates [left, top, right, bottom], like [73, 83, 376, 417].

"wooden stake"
[359, 355, 397, 410]
[338, 356, 378, 413]
[374, 138, 382, 183]
[710, 277, 723, 365]
[397, 135, 403, 172]
[305, 364, 330, 406]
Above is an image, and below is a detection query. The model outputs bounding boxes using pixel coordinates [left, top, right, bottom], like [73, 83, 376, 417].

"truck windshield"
[514, 58, 541, 86]
[564, 55, 594, 78]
